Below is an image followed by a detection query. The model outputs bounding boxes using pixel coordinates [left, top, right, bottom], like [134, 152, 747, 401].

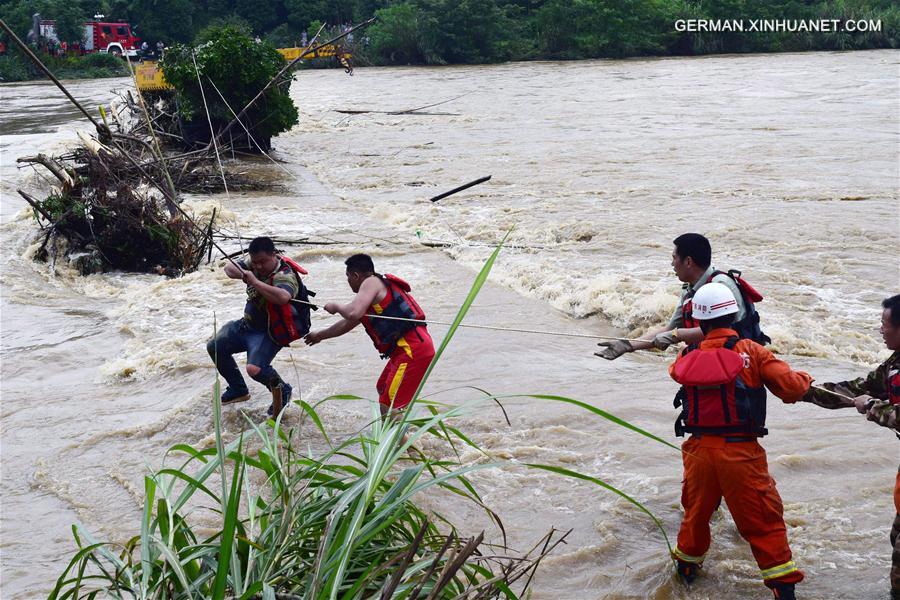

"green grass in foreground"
[50, 235, 676, 599]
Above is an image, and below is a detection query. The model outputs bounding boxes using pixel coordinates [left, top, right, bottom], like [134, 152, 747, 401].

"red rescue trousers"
[672, 435, 804, 587]
[376, 329, 434, 411]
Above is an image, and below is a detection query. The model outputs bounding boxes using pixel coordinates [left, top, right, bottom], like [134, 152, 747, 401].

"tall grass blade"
[523, 394, 680, 451]
[405, 230, 511, 414]
[140, 475, 157, 595]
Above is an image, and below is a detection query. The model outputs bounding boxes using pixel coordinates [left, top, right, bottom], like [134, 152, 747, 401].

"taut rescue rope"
[289, 298, 641, 343]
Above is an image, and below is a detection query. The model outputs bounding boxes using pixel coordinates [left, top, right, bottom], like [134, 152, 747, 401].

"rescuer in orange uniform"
[303, 254, 434, 415]
[668, 282, 812, 600]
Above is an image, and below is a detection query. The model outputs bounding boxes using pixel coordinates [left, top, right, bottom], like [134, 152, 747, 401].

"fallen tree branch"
[17, 154, 75, 188]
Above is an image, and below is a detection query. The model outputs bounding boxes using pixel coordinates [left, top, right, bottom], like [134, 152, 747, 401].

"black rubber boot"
[675, 559, 701, 584]
[770, 582, 796, 600]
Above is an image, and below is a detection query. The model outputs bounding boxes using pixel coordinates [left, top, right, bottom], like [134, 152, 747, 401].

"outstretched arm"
[304, 318, 359, 345]
[324, 277, 381, 321]
[752, 344, 813, 403]
[801, 363, 889, 409]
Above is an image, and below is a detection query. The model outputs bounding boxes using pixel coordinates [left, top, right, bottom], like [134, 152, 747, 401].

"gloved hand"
[595, 339, 634, 360]
[652, 330, 679, 350]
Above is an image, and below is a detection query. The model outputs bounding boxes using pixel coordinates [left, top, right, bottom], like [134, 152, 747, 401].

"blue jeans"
[207, 319, 283, 392]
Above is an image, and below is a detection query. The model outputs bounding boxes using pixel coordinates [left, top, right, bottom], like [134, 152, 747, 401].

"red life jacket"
[265, 256, 314, 347]
[360, 273, 427, 358]
[681, 269, 770, 345]
[889, 368, 900, 406]
[671, 336, 768, 437]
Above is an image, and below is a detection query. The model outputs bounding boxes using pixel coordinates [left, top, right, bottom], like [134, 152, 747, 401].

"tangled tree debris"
[16, 101, 267, 276]
[9, 23, 299, 277]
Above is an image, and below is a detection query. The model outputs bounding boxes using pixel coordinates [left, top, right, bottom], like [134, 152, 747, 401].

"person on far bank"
[303, 254, 434, 417]
[667, 282, 810, 600]
[596, 233, 768, 360]
[207, 237, 314, 416]
[801, 293, 900, 599]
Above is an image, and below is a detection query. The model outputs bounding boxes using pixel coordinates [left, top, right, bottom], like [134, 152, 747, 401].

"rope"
[809, 384, 858, 402]
[203, 75, 405, 248]
[192, 51, 229, 197]
[289, 298, 641, 343]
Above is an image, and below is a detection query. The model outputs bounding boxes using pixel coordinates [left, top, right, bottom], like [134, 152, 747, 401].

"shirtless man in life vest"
[304, 254, 435, 417]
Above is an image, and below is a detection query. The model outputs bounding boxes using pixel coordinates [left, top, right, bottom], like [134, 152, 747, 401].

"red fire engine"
[83, 20, 141, 57]
[39, 17, 141, 57]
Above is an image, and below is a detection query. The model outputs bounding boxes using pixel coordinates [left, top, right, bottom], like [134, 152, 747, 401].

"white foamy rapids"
[286, 53, 898, 366]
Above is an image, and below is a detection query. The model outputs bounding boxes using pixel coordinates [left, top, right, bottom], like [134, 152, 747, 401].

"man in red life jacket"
[668, 282, 811, 600]
[801, 293, 900, 598]
[303, 254, 435, 416]
[207, 237, 313, 416]
[597, 233, 768, 360]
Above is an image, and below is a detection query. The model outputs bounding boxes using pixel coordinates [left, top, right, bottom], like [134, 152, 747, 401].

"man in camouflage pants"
[802, 293, 900, 598]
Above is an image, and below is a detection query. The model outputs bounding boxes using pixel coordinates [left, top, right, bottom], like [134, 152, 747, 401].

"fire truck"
[39, 17, 141, 57]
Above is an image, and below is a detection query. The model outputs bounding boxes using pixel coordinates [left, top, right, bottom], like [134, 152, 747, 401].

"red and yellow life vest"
[265, 256, 313, 347]
[671, 336, 768, 437]
[360, 273, 427, 358]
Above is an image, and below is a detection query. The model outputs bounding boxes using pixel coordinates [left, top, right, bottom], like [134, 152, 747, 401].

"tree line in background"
[1, 0, 898, 70]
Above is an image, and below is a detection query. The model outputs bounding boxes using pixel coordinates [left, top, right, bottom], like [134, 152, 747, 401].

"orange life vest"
[671, 336, 768, 437]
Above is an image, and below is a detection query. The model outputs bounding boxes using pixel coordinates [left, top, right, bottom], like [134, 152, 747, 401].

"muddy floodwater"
[1, 50, 898, 599]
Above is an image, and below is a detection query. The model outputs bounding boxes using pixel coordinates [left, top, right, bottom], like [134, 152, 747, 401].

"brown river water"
[1, 50, 898, 599]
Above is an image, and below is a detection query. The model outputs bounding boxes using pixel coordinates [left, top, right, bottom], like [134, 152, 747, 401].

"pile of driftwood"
[16, 90, 270, 276]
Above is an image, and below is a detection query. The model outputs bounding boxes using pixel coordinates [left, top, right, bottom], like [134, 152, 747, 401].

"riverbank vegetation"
[0, 48, 127, 81]
[1, 0, 897, 81]
[50, 242, 677, 599]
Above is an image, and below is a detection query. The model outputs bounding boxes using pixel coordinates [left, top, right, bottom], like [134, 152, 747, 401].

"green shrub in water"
[161, 25, 299, 143]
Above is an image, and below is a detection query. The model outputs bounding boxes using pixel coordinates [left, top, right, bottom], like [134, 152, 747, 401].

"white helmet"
[691, 282, 738, 320]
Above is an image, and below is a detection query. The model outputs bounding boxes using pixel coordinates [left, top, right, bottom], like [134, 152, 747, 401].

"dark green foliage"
[160, 25, 298, 143]
[0, 52, 30, 81]
[0, 0, 92, 43]
[1, 0, 897, 76]
[33, 186, 195, 274]
[193, 14, 253, 44]
[128, 0, 197, 43]
[0, 48, 128, 82]
[78, 51, 124, 69]
[263, 22, 298, 47]
[368, 3, 434, 64]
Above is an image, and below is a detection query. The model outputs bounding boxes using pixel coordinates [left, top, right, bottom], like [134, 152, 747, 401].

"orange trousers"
[672, 436, 804, 586]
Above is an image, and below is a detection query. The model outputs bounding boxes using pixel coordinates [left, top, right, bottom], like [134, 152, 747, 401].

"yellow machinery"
[134, 45, 351, 92]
